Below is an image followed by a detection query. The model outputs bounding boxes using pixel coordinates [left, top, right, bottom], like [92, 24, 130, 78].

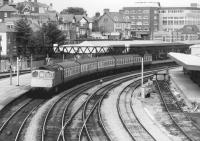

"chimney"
[34, 0, 37, 3]
[95, 12, 100, 17]
[3, 0, 9, 5]
[104, 9, 109, 13]
[119, 10, 124, 14]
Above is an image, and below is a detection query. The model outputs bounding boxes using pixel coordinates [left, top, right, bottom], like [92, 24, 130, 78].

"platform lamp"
[139, 51, 145, 98]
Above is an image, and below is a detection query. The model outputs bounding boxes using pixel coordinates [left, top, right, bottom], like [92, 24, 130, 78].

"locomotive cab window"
[32, 71, 38, 77]
[39, 71, 45, 78]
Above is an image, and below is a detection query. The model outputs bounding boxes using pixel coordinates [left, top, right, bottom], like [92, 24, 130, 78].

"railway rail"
[117, 76, 156, 141]
[0, 66, 177, 141]
[41, 80, 100, 141]
[0, 98, 45, 141]
[156, 80, 200, 141]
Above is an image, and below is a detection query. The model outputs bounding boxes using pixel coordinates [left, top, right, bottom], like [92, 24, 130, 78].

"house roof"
[103, 12, 130, 23]
[60, 14, 75, 23]
[0, 4, 17, 12]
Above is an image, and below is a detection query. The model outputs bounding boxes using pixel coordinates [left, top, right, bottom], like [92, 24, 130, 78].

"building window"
[143, 16, 148, 19]
[131, 22, 136, 25]
[143, 22, 149, 25]
[131, 16, 136, 19]
[114, 17, 118, 21]
[125, 10, 129, 14]
[4, 12, 7, 18]
[138, 16, 142, 19]
[124, 16, 129, 21]
[163, 20, 167, 25]
[154, 16, 157, 20]
[143, 10, 149, 13]
[130, 10, 135, 14]
[136, 21, 142, 25]
[103, 18, 108, 22]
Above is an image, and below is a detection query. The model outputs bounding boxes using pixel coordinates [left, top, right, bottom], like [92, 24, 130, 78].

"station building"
[168, 44, 200, 86]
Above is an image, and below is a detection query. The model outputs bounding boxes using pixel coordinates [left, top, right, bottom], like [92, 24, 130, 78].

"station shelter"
[168, 52, 200, 86]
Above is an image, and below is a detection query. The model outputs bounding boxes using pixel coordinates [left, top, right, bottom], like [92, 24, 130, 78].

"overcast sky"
[14, 0, 200, 16]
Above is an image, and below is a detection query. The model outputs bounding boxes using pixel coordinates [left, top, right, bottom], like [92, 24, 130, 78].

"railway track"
[55, 73, 142, 141]
[156, 80, 200, 141]
[41, 80, 100, 141]
[0, 98, 44, 141]
[0, 66, 176, 141]
[117, 76, 156, 141]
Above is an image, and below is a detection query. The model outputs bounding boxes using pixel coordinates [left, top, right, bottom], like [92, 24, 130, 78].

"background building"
[98, 9, 130, 39]
[121, 2, 160, 39]
[159, 4, 200, 32]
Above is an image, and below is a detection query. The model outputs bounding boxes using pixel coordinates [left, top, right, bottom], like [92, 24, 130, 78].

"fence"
[0, 59, 45, 72]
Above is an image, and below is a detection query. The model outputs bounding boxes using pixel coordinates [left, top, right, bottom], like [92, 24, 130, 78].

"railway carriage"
[76, 58, 98, 75]
[114, 55, 135, 68]
[59, 61, 80, 80]
[97, 56, 115, 71]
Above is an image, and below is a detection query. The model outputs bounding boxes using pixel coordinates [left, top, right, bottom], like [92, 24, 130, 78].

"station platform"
[169, 67, 200, 103]
[0, 73, 31, 110]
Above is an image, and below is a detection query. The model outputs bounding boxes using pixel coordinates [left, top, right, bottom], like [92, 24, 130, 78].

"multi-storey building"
[98, 9, 130, 39]
[159, 4, 200, 32]
[121, 2, 160, 39]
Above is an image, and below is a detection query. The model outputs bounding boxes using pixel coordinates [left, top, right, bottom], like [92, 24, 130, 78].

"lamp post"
[141, 56, 145, 98]
[139, 52, 145, 98]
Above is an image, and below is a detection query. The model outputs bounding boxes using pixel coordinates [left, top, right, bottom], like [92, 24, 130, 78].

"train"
[31, 54, 153, 91]
[30, 53, 176, 93]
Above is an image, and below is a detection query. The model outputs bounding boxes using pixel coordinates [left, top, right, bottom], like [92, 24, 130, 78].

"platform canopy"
[168, 52, 200, 71]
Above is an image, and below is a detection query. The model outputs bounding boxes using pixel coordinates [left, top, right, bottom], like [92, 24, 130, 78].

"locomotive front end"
[31, 69, 55, 89]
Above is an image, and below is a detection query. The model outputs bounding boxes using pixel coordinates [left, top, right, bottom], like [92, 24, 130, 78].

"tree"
[15, 18, 33, 57]
[40, 22, 66, 56]
[60, 7, 86, 15]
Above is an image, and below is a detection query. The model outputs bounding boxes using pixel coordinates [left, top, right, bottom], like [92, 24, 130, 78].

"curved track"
[156, 80, 200, 141]
[117, 76, 156, 141]
[0, 98, 44, 141]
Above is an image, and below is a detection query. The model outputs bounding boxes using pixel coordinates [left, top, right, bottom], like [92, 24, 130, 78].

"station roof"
[60, 40, 185, 48]
[168, 52, 200, 71]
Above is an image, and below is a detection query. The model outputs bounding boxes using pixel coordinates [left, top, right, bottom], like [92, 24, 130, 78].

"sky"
[14, 0, 200, 16]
